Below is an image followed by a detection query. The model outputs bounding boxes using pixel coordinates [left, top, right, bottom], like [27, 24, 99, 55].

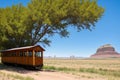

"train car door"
[27, 51, 33, 66]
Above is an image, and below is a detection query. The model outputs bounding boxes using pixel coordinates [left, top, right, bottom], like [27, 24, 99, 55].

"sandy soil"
[0, 66, 79, 80]
[31, 71, 79, 80]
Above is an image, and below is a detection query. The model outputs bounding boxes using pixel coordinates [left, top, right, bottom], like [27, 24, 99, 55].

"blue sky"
[0, 0, 120, 57]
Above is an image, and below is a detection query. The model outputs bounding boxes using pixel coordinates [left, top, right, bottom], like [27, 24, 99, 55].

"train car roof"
[0, 45, 45, 52]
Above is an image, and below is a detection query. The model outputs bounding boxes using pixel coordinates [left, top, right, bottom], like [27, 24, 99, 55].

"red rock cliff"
[91, 44, 120, 58]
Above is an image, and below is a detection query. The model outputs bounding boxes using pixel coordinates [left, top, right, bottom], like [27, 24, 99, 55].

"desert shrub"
[79, 67, 120, 77]
[79, 68, 97, 73]
[57, 67, 75, 72]
[9, 74, 34, 80]
[43, 66, 56, 70]
[43, 66, 76, 72]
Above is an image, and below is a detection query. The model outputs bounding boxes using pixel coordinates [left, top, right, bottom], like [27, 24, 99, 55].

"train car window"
[3, 53, 5, 57]
[35, 52, 42, 57]
[24, 52, 27, 56]
[28, 51, 32, 57]
[6, 53, 9, 57]
[4, 53, 11, 57]
[14, 52, 16, 56]
[23, 52, 25, 56]
[10, 53, 12, 57]
[15, 52, 19, 57]
[11, 53, 13, 56]
[5, 53, 7, 57]
[7, 53, 9, 57]
[20, 52, 23, 56]
[4, 53, 6, 57]
[2, 53, 5, 57]
[4, 53, 7, 57]
[12, 53, 14, 56]
[11, 52, 16, 57]
[7, 53, 11, 57]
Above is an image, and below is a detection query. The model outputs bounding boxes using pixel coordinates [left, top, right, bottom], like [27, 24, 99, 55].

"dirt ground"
[0, 66, 79, 80]
[27, 70, 79, 80]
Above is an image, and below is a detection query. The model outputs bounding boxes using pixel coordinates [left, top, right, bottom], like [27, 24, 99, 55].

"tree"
[26, 0, 104, 46]
[0, 0, 104, 49]
[0, 4, 28, 49]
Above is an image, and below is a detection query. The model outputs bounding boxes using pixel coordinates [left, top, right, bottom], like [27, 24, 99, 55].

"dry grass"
[43, 58, 120, 80]
[0, 71, 34, 80]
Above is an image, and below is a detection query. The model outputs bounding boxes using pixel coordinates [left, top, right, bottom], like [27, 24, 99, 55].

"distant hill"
[91, 44, 120, 58]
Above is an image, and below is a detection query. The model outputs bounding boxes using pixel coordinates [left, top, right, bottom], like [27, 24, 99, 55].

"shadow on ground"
[0, 63, 55, 74]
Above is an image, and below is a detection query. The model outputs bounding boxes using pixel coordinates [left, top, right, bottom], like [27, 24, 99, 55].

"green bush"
[43, 66, 75, 72]
[79, 68, 97, 73]
[43, 66, 56, 70]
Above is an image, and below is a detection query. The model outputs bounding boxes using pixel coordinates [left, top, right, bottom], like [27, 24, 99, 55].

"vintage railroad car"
[0, 45, 45, 69]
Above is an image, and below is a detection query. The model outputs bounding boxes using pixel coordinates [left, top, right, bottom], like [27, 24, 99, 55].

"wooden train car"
[0, 45, 45, 69]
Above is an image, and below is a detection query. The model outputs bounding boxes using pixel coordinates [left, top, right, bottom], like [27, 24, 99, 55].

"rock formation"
[91, 44, 120, 58]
